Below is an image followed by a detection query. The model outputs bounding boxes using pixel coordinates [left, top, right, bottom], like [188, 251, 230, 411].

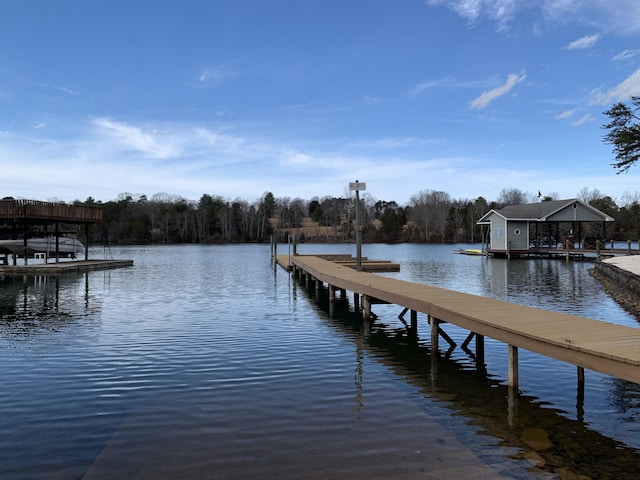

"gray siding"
[506, 221, 529, 249]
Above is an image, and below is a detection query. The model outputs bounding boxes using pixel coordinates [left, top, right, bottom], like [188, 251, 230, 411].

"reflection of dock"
[0, 259, 133, 275]
[278, 254, 640, 389]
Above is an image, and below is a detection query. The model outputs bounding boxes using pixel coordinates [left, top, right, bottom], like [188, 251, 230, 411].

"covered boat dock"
[0, 198, 102, 265]
[477, 198, 620, 259]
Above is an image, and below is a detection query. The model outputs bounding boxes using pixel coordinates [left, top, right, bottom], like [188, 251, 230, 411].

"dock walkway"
[279, 254, 640, 387]
[0, 259, 133, 275]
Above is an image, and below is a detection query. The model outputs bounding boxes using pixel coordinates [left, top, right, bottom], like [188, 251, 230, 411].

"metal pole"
[349, 180, 366, 272]
[356, 186, 362, 272]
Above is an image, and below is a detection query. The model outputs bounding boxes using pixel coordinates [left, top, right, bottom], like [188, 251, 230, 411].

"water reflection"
[0, 273, 100, 336]
[295, 269, 640, 479]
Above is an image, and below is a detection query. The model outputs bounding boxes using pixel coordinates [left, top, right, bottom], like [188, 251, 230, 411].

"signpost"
[349, 180, 366, 271]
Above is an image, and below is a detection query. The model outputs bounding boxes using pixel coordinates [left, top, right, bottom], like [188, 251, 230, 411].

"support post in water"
[362, 295, 371, 320]
[476, 333, 485, 368]
[508, 344, 519, 390]
[430, 316, 439, 352]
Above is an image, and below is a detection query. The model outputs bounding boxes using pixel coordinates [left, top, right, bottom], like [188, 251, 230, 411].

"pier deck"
[280, 254, 640, 386]
[0, 259, 133, 275]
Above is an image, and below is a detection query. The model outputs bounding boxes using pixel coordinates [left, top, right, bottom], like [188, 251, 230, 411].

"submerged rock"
[522, 427, 554, 452]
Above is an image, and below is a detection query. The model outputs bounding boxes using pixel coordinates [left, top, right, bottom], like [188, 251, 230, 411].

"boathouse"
[477, 198, 614, 257]
[0, 198, 102, 264]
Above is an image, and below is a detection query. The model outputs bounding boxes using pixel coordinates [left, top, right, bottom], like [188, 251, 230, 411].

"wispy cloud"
[590, 68, 640, 104]
[566, 34, 600, 50]
[554, 109, 575, 120]
[427, 0, 640, 33]
[470, 72, 526, 109]
[188, 67, 236, 88]
[425, 0, 517, 30]
[571, 114, 592, 126]
[91, 117, 179, 159]
[613, 49, 639, 61]
[409, 76, 495, 96]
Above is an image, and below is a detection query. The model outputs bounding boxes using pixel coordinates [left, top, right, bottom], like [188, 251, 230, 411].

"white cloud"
[571, 114, 591, 126]
[91, 117, 179, 159]
[427, 0, 640, 33]
[554, 109, 575, 120]
[590, 68, 640, 104]
[198, 67, 235, 84]
[470, 72, 526, 109]
[34, 122, 47, 129]
[566, 34, 600, 50]
[613, 50, 639, 61]
[409, 76, 493, 96]
[425, 0, 517, 29]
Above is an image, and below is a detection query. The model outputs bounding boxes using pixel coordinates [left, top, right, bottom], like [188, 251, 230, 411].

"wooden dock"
[278, 254, 640, 388]
[0, 259, 133, 275]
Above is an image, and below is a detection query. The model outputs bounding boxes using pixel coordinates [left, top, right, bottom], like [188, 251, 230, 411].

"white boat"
[0, 236, 84, 257]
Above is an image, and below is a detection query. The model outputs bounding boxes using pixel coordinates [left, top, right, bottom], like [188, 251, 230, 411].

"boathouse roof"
[477, 198, 614, 224]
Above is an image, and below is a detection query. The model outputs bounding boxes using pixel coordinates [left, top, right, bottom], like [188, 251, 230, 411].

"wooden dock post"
[476, 334, 485, 367]
[508, 344, 519, 389]
[329, 284, 335, 303]
[362, 295, 371, 320]
[410, 309, 417, 332]
[430, 316, 439, 352]
[354, 292, 360, 312]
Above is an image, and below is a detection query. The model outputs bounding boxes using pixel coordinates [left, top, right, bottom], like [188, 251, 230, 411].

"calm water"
[1, 243, 639, 479]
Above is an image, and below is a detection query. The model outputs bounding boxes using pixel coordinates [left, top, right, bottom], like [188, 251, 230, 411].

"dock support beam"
[329, 285, 335, 303]
[508, 344, 519, 390]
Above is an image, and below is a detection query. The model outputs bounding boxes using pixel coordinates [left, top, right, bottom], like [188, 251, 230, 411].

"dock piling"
[508, 345, 519, 390]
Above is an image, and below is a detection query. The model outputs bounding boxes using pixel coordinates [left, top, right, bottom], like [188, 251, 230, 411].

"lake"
[1, 243, 639, 479]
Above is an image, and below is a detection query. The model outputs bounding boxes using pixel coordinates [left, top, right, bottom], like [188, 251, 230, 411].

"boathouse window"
[493, 227, 504, 238]
[514, 228, 521, 235]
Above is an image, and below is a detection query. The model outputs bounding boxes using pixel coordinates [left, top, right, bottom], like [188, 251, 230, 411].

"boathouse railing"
[0, 199, 102, 223]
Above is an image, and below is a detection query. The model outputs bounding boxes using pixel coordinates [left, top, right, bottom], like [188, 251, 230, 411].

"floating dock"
[0, 259, 133, 275]
[279, 253, 400, 272]
[278, 254, 640, 389]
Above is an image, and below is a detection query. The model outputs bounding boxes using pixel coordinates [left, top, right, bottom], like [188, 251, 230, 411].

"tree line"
[68, 186, 640, 246]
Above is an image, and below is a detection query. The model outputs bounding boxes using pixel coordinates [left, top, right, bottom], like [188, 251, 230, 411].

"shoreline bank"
[591, 256, 640, 317]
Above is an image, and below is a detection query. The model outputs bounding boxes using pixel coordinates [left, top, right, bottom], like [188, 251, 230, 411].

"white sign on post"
[349, 182, 366, 191]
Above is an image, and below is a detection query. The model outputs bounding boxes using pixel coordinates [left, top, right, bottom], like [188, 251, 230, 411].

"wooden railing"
[0, 199, 102, 223]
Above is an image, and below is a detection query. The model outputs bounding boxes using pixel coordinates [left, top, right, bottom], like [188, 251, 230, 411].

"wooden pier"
[0, 259, 133, 275]
[278, 254, 640, 389]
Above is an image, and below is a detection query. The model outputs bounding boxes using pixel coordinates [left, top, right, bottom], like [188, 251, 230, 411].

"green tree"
[603, 96, 640, 173]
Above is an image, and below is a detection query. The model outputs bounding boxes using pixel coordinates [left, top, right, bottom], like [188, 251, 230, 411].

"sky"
[2, 0, 640, 206]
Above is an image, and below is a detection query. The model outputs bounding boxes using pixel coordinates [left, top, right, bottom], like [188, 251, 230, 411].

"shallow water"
[1, 243, 639, 479]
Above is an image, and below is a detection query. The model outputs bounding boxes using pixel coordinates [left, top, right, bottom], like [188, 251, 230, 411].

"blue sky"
[2, 0, 640, 206]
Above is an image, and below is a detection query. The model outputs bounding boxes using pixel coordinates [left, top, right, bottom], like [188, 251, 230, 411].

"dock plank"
[284, 254, 640, 384]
